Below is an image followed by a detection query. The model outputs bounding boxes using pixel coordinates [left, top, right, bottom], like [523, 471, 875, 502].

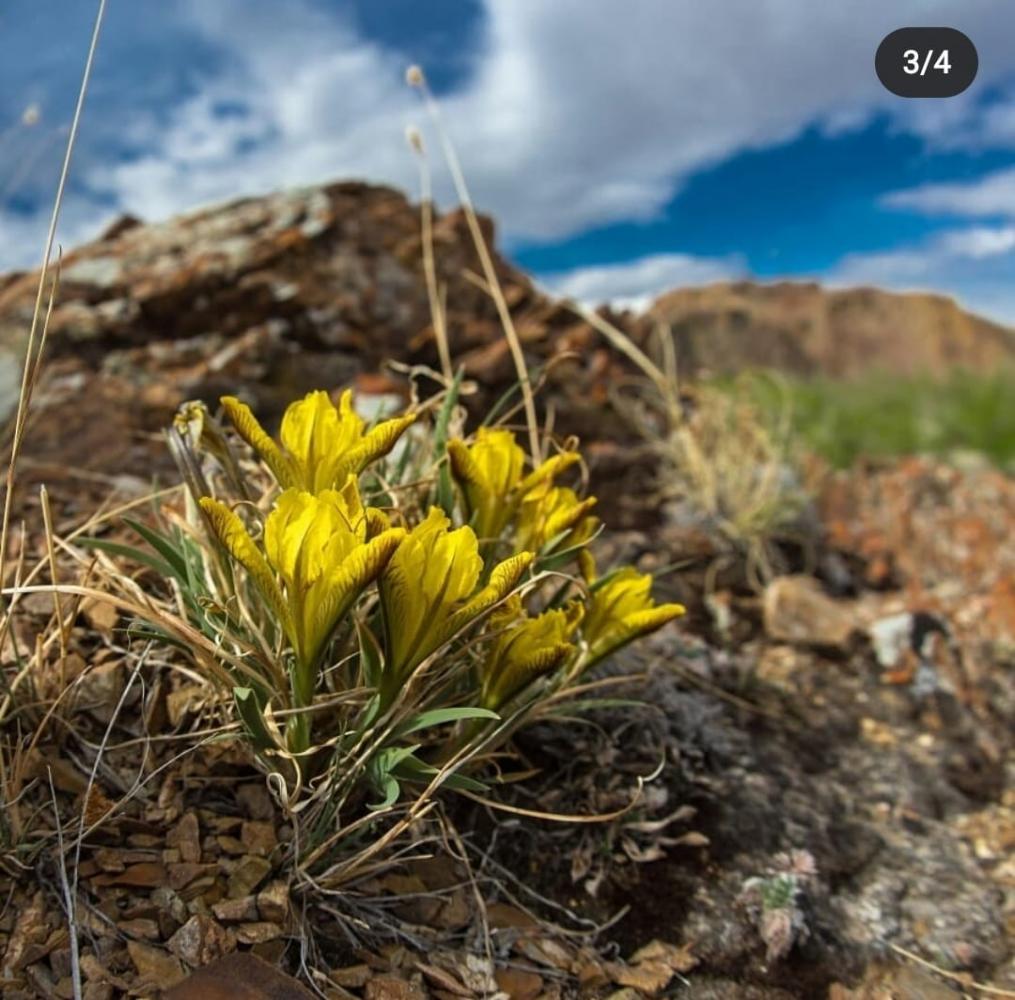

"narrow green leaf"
[391, 753, 489, 793]
[441, 771, 490, 793]
[234, 687, 276, 752]
[369, 775, 401, 810]
[360, 692, 381, 729]
[366, 744, 421, 809]
[537, 525, 604, 573]
[356, 620, 384, 689]
[434, 367, 465, 516]
[396, 706, 499, 738]
[123, 516, 190, 580]
[76, 537, 176, 577]
[481, 361, 548, 428]
[589, 564, 627, 593]
[124, 621, 192, 653]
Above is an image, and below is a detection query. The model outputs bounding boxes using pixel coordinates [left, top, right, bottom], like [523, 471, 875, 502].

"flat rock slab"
[164, 952, 315, 1000]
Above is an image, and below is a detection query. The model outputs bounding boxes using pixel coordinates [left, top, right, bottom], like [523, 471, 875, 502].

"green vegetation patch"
[725, 368, 1015, 469]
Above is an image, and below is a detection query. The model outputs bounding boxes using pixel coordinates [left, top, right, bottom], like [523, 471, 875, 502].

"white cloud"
[938, 225, 1015, 258]
[884, 167, 1015, 219]
[824, 224, 1015, 322]
[89, 1, 418, 223]
[899, 84, 1015, 152]
[539, 252, 745, 312]
[16, 0, 1009, 257]
[0, 200, 106, 273]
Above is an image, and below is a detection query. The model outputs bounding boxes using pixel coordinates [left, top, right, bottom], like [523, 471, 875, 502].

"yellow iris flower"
[515, 480, 599, 554]
[200, 477, 405, 747]
[221, 389, 416, 492]
[379, 507, 533, 705]
[480, 596, 583, 710]
[448, 428, 579, 543]
[581, 560, 685, 667]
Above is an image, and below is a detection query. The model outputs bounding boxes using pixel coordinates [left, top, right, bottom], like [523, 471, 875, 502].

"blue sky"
[2, 1, 1015, 321]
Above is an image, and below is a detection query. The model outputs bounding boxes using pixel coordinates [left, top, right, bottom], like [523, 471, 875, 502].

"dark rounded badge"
[875, 27, 978, 98]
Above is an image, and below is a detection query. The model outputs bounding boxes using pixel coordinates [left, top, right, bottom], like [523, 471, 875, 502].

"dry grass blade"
[888, 943, 1015, 997]
[407, 126, 453, 384]
[569, 303, 676, 412]
[456, 785, 644, 824]
[408, 65, 542, 464]
[46, 766, 82, 1000]
[0, 0, 108, 583]
[39, 485, 69, 683]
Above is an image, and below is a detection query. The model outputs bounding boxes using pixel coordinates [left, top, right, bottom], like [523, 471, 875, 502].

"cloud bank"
[540, 252, 746, 311]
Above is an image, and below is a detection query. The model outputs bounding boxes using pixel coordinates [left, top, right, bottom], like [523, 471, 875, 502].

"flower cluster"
[181, 389, 684, 767]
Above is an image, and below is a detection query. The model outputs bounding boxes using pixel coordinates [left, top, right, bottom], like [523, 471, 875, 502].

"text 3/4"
[903, 50, 950, 76]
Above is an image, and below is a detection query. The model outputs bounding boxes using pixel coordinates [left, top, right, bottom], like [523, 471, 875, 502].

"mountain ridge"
[649, 278, 1015, 379]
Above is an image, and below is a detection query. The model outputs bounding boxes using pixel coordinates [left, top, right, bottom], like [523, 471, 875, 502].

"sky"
[2, 1, 1015, 322]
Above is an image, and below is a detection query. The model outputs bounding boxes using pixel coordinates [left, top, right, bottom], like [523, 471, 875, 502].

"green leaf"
[76, 537, 176, 577]
[178, 528, 208, 593]
[441, 771, 489, 793]
[433, 367, 465, 516]
[371, 774, 401, 810]
[481, 361, 548, 428]
[360, 692, 381, 729]
[366, 745, 422, 810]
[589, 564, 627, 593]
[123, 516, 190, 580]
[395, 706, 499, 738]
[123, 620, 193, 653]
[391, 753, 489, 793]
[233, 687, 277, 752]
[356, 620, 384, 689]
[537, 522, 604, 572]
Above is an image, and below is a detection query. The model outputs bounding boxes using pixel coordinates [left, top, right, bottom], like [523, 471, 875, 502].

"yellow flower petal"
[279, 390, 362, 492]
[480, 601, 582, 710]
[448, 429, 525, 541]
[199, 497, 294, 641]
[380, 507, 483, 686]
[300, 527, 405, 674]
[337, 411, 417, 482]
[366, 507, 392, 538]
[448, 429, 589, 551]
[583, 567, 685, 666]
[225, 390, 416, 492]
[445, 551, 534, 634]
[220, 396, 296, 488]
[517, 451, 580, 495]
[516, 482, 598, 554]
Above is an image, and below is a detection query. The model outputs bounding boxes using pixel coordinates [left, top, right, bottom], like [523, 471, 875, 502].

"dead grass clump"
[577, 308, 808, 583]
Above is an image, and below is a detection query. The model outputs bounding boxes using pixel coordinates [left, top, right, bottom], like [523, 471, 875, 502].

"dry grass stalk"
[408, 65, 543, 464]
[407, 126, 454, 384]
[0, 0, 108, 583]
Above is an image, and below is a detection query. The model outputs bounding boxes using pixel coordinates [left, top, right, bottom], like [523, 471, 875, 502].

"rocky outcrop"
[0, 181, 632, 419]
[650, 280, 1015, 379]
[0, 181, 638, 511]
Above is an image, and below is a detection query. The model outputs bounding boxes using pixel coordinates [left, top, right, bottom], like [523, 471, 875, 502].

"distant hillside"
[2, 180, 1013, 494]
[649, 280, 1015, 379]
